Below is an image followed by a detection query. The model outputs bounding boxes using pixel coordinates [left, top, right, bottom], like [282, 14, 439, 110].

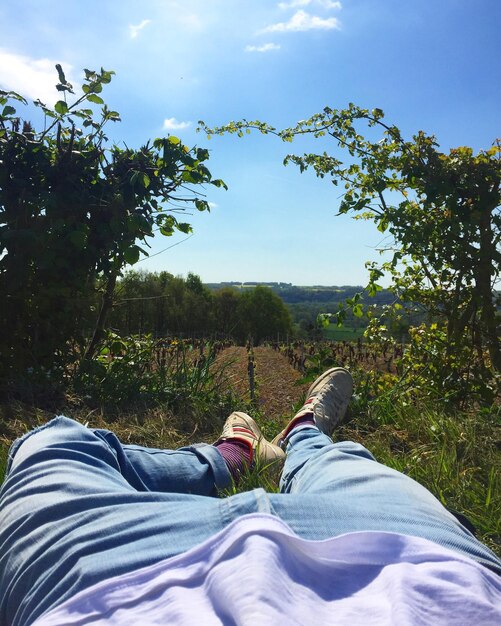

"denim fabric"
[0, 416, 499, 626]
[271, 428, 501, 573]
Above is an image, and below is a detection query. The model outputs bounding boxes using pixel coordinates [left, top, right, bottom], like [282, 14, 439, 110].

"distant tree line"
[204, 283, 402, 336]
[205, 282, 396, 305]
[108, 271, 293, 343]
[109, 273, 423, 342]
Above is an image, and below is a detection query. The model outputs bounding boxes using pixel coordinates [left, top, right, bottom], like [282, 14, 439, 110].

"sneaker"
[272, 367, 353, 448]
[216, 412, 285, 465]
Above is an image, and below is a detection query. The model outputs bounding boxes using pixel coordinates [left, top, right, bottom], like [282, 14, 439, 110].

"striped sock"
[215, 441, 252, 482]
[286, 414, 315, 437]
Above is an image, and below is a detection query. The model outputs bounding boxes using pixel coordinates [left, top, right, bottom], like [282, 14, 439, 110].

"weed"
[338, 398, 501, 554]
[220, 444, 283, 497]
[0, 442, 8, 482]
[72, 334, 242, 432]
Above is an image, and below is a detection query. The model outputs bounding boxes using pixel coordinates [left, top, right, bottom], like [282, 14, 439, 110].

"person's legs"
[0, 412, 286, 626]
[93, 428, 230, 495]
[271, 426, 501, 573]
[267, 367, 500, 573]
[0, 416, 237, 626]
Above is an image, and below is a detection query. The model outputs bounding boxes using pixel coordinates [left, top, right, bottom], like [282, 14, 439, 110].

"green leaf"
[181, 171, 199, 184]
[100, 69, 115, 84]
[111, 340, 126, 354]
[124, 246, 141, 265]
[87, 94, 104, 105]
[54, 100, 68, 115]
[107, 110, 121, 122]
[367, 283, 383, 297]
[158, 215, 176, 236]
[1, 105, 16, 117]
[195, 199, 209, 212]
[168, 136, 181, 145]
[353, 304, 364, 318]
[211, 179, 228, 190]
[130, 171, 150, 188]
[316, 313, 331, 329]
[0, 90, 27, 105]
[127, 214, 151, 233]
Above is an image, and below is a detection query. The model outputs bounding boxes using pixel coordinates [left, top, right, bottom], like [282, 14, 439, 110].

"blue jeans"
[1, 416, 499, 626]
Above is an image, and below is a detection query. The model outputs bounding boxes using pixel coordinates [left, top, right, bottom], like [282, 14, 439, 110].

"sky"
[0, 0, 500, 286]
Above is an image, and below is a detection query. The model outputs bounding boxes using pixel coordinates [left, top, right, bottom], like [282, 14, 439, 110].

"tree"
[110, 270, 169, 336]
[0, 67, 226, 379]
[200, 108, 501, 384]
[184, 272, 214, 335]
[236, 285, 293, 344]
[213, 287, 241, 336]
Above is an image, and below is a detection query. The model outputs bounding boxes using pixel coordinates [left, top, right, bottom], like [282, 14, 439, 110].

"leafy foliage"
[200, 107, 501, 403]
[0, 66, 225, 380]
[73, 333, 238, 427]
[236, 285, 293, 343]
[108, 272, 293, 343]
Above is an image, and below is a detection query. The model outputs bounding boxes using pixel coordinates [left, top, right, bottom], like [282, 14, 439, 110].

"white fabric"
[33, 514, 501, 626]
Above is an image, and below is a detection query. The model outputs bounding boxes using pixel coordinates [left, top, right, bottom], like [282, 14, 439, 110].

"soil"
[216, 346, 310, 421]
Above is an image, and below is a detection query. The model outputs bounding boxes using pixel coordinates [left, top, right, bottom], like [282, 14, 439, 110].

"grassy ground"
[338, 399, 500, 555]
[1, 348, 499, 558]
[0, 443, 7, 481]
[323, 325, 365, 341]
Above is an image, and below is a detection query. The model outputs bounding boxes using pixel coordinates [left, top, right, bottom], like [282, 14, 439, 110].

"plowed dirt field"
[216, 346, 310, 421]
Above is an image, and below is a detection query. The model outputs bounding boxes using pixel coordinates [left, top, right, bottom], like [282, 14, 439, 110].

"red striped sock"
[284, 413, 316, 439]
[215, 441, 252, 481]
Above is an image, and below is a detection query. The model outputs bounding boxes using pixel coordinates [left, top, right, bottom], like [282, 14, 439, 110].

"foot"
[216, 412, 285, 465]
[272, 367, 353, 448]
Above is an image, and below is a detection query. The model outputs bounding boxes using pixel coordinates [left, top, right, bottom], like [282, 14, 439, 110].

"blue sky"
[1, 0, 499, 285]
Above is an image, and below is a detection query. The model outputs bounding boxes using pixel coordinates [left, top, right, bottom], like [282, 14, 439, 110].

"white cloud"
[208, 202, 218, 209]
[245, 43, 281, 53]
[129, 19, 151, 39]
[278, 0, 310, 8]
[262, 10, 341, 33]
[0, 49, 76, 104]
[163, 117, 192, 130]
[317, 0, 342, 8]
[279, 0, 342, 9]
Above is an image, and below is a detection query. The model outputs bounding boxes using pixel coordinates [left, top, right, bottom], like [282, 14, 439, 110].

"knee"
[7, 416, 92, 474]
[331, 441, 377, 461]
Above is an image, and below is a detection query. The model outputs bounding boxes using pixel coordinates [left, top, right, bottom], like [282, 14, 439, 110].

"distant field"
[323, 325, 365, 341]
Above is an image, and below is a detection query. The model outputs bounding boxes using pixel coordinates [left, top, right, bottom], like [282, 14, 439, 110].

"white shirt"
[33, 513, 501, 626]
